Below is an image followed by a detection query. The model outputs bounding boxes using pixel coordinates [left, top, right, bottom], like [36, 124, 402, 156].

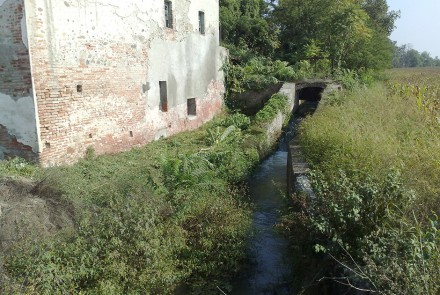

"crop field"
[387, 67, 440, 84]
[386, 67, 440, 118]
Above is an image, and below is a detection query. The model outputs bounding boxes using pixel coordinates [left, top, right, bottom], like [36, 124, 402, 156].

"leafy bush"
[310, 169, 416, 253]
[306, 168, 440, 294]
[333, 68, 360, 90]
[222, 48, 296, 109]
[220, 113, 251, 130]
[205, 125, 242, 147]
[362, 212, 440, 295]
[253, 93, 289, 125]
[176, 190, 252, 291]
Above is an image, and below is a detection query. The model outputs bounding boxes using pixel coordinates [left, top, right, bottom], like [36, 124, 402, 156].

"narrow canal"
[231, 101, 318, 295]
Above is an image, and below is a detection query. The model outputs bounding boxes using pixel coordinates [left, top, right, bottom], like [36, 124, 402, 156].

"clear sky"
[387, 0, 440, 58]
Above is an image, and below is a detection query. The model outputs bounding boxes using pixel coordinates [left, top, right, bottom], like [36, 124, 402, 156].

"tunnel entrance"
[294, 80, 341, 110]
[297, 87, 324, 102]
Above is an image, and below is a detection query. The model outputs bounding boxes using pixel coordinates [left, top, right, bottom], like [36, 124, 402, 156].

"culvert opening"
[297, 86, 324, 102]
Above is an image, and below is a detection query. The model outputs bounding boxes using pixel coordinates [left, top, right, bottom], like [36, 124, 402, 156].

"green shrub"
[333, 68, 360, 90]
[222, 51, 296, 110]
[176, 190, 252, 292]
[205, 125, 242, 147]
[306, 168, 440, 294]
[253, 93, 288, 125]
[310, 169, 415, 253]
[220, 113, 251, 130]
[362, 212, 440, 295]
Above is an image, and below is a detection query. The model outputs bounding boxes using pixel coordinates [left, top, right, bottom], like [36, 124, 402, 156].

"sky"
[387, 0, 440, 58]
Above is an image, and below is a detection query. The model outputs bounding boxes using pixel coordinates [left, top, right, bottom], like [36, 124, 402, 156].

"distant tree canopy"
[220, 0, 400, 72]
[393, 44, 440, 68]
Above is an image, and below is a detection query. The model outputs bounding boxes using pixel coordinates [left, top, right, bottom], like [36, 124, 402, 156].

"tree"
[392, 44, 440, 68]
[421, 51, 434, 67]
[220, 0, 279, 56]
[361, 0, 400, 35]
[272, 0, 398, 71]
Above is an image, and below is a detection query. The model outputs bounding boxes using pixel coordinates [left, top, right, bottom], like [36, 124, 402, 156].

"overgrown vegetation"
[220, 0, 398, 111]
[0, 157, 38, 178]
[1, 1, 420, 293]
[1, 93, 290, 294]
[283, 71, 440, 294]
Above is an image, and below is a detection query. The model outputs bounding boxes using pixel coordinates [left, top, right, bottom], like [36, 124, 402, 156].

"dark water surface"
[230, 101, 318, 295]
[231, 150, 292, 295]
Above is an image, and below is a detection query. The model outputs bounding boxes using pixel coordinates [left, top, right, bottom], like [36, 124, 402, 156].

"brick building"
[0, 0, 225, 166]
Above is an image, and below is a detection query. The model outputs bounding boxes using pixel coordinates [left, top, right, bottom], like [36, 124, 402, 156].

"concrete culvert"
[297, 86, 325, 101]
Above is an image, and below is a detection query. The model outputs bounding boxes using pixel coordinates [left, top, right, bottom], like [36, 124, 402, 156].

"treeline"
[393, 44, 440, 68]
[220, 0, 399, 76]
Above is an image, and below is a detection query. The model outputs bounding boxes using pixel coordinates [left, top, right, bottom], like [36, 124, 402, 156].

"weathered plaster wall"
[0, 0, 38, 160]
[24, 0, 224, 166]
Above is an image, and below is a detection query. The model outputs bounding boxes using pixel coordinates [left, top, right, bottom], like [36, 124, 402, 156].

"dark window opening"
[129, 131, 133, 137]
[198, 11, 205, 34]
[187, 98, 196, 116]
[164, 1, 173, 28]
[159, 81, 168, 112]
[77, 84, 82, 92]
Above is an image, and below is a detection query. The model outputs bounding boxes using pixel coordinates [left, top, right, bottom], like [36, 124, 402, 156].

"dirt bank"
[0, 177, 74, 253]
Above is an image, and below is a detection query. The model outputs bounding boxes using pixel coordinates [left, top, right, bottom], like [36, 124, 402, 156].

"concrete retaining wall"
[257, 82, 296, 159]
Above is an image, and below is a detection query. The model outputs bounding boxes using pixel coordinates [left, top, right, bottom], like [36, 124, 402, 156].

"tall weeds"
[289, 80, 440, 294]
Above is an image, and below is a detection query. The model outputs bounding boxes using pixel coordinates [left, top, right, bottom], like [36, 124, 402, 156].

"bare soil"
[0, 177, 74, 253]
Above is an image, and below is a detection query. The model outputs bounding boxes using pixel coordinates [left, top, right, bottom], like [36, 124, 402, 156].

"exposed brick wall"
[0, 0, 37, 162]
[0, 0, 32, 97]
[0, 124, 37, 161]
[31, 47, 149, 166]
[24, 0, 224, 166]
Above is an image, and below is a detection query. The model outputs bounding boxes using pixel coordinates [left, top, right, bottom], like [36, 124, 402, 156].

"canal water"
[231, 101, 318, 295]
[230, 150, 292, 294]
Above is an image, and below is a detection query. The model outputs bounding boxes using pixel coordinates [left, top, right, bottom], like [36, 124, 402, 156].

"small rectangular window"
[164, 1, 173, 28]
[187, 98, 196, 116]
[198, 11, 205, 34]
[159, 81, 168, 112]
